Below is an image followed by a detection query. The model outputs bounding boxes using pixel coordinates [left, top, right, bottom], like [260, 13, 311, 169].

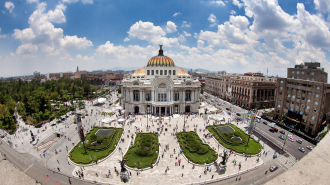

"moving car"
[279, 130, 285, 135]
[298, 147, 305, 153]
[226, 108, 230, 110]
[269, 166, 278, 172]
[236, 113, 241, 116]
[288, 137, 294, 142]
[269, 128, 275, 133]
[306, 146, 313, 150]
[263, 121, 268, 125]
[278, 135, 285, 140]
[296, 139, 303, 144]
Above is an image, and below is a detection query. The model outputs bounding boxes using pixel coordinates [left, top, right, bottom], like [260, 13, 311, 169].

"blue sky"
[1, 0, 330, 79]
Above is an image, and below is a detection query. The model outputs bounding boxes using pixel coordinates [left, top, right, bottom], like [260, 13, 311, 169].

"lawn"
[124, 133, 159, 169]
[176, 131, 217, 164]
[69, 127, 123, 164]
[208, 124, 262, 155]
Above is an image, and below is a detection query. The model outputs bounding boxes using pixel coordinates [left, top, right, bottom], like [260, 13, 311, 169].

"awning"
[285, 116, 300, 123]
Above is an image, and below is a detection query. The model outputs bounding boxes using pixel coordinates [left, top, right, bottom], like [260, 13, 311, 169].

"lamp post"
[282, 130, 290, 152]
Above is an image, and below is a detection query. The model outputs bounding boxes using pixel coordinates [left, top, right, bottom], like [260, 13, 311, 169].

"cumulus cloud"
[76, 54, 94, 60]
[230, 10, 236, 15]
[166, 21, 177, 33]
[62, 0, 93, 4]
[208, 1, 226, 6]
[232, 0, 243, 8]
[208, 14, 218, 27]
[229, 15, 249, 31]
[4, 1, 15, 14]
[124, 37, 130, 42]
[314, 0, 330, 13]
[183, 31, 191, 37]
[181, 21, 191, 27]
[173, 12, 181, 17]
[27, 0, 39, 3]
[13, 2, 93, 52]
[16, 43, 38, 55]
[127, 21, 179, 47]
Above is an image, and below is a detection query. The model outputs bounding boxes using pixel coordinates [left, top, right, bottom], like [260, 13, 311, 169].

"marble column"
[165, 107, 167, 116]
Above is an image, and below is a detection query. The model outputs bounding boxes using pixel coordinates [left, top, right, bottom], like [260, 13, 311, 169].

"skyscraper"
[76, 66, 79, 72]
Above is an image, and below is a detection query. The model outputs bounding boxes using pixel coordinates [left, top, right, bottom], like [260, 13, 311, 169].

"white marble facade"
[120, 46, 201, 115]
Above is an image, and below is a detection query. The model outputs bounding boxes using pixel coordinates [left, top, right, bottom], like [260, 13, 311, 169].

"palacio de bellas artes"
[120, 45, 201, 115]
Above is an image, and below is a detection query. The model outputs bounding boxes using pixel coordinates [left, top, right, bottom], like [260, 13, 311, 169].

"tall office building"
[76, 66, 79, 72]
[274, 62, 330, 136]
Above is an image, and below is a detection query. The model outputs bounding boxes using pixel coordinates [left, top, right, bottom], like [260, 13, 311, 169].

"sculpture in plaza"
[119, 159, 129, 182]
[119, 109, 122, 116]
[221, 151, 227, 165]
[30, 130, 35, 141]
[205, 108, 208, 115]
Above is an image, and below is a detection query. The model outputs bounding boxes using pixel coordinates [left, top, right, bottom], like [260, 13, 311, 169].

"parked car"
[279, 130, 285, 135]
[279, 135, 285, 140]
[263, 121, 268, 125]
[226, 108, 230, 110]
[269, 166, 278, 172]
[296, 139, 303, 144]
[298, 147, 305, 153]
[236, 113, 241, 116]
[269, 128, 275, 133]
[288, 137, 294, 142]
[306, 146, 313, 150]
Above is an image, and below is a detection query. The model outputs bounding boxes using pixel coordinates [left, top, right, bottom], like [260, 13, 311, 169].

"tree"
[78, 100, 85, 109]
[201, 88, 204, 94]
[16, 102, 26, 118]
[117, 87, 121, 94]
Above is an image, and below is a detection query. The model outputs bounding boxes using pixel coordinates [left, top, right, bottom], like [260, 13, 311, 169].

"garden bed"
[176, 131, 217, 164]
[124, 133, 159, 169]
[208, 124, 262, 155]
[69, 127, 123, 164]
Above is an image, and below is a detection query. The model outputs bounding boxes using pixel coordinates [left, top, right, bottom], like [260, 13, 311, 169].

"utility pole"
[282, 130, 290, 152]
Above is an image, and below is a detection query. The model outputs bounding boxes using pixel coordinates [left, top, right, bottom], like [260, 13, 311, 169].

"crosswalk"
[276, 153, 297, 169]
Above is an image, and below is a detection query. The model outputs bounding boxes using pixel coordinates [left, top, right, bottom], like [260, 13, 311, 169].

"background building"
[288, 62, 327, 83]
[33, 71, 40, 76]
[205, 75, 230, 99]
[75, 71, 89, 79]
[218, 70, 226, 76]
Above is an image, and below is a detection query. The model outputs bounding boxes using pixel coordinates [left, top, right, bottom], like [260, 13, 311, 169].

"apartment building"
[275, 62, 330, 136]
[205, 75, 231, 99]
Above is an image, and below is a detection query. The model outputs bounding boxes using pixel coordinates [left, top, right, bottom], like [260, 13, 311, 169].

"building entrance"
[161, 107, 165, 115]
[134, 106, 139, 114]
[185, 106, 190, 113]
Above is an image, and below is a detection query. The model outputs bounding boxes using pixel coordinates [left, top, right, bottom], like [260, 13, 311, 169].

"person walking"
[239, 176, 241, 181]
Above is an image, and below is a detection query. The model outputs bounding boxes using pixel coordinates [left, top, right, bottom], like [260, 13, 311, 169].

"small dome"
[178, 68, 189, 76]
[132, 67, 145, 76]
[147, 45, 175, 67]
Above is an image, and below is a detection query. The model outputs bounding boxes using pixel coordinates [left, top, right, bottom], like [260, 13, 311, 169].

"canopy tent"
[115, 106, 123, 111]
[102, 118, 115, 123]
[118, 118, 125, 122]
[269, 123, 276, 128]
[93, 98, 106, 104]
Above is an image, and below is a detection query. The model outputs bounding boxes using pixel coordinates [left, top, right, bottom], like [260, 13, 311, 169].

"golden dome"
[147, 56, 174, 67]
[147, 45, 175, 67]
[178, 68, 189, 76]
[132, 67, 145, 76]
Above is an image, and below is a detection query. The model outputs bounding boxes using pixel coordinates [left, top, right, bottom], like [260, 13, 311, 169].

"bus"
[255, 116, 261, 123]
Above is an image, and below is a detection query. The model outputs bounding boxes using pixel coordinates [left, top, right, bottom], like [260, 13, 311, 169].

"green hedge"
[69, 127, 123, 164]
[124, 133, 159, 169]
[209, 125, 248, 146]
[177, 131, 217, 164]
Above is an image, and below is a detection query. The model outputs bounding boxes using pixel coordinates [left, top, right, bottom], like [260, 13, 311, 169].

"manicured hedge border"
[69, 127, 123, 164]
[208, 124, 262, 155]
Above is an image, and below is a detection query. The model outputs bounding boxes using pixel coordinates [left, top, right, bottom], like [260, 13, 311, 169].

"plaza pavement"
[0, 91, 279, 184]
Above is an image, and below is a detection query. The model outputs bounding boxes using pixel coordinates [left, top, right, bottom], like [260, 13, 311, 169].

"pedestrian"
[182, 173, 183, 177]
[236, 176, 238, 181]
[239, 176, 241, 181]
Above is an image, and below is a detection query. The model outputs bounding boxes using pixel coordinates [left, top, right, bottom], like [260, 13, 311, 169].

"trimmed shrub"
[97, 137, 104, 143]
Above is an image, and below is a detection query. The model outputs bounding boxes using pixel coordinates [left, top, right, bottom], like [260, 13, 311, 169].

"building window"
[133, 90, 140, 101]
[313, 108, 317, 113]
[304, 112, 308, 117]
[311, 78, 314, 81]
[280, 86, 283, 90]
[311, 115, 316, 120]
[314, 101, 318, 105]
[292, 71, 295, 74]
[292, 76, 294, 79]
[156, 70, 158, 74]
[164, 70, 167, 75]
[285, 106, 288, 110]
[152, 70, 154, 75]
[292, 95, 295, 99]
[301, 104, 305, 108]
[173, 70, 176, 75]
[279, 92, 282, 95]
[296, 76, 299, 79]
[306, 105, 310, 109]
[316, 86, 320, 90]
[297, 71, 300, 74]
[288, 94, 291, 97]
[302, 97, 306, 101]
[278, 98, 282, 102]
[174, 93, 179, 101]
[307, 98, 311, 102]
[293, 88, 296, 92]
[288, 87, 291, 91]
[291, 101, 294, 105]
[299, 111, 303, 115]
[185, 90, 191, 101]
[302, 90, 306, 94]
[316, 93, 319, 97]
[310, 122, 314, 126]
[308, 91, 312, 95]
[307, 72, 310, 75]
[306, 77, 310, 80]
[280, 81, 283, 83]
[147, 70, 150, 75]
[169, 70, 171, 75]
[311, 72, 315, 75]
[277, 104, 281, 108]
[301, 71, 305, 74]
[286, 100, 289, 103]
[160, 70, 163, 75]
[297, 90, 301, 93]
[158, 93, 167, 102]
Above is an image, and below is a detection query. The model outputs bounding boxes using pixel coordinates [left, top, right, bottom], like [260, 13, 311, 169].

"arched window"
[185, 90, 191, 101]
[158, 83, 166, 88]
[133, 90, 140, 101]
[186, 82, 191, 85]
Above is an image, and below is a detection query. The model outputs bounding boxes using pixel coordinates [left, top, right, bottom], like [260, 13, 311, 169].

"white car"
[306, 146, 313, 150]
[288, 137, 294, 142]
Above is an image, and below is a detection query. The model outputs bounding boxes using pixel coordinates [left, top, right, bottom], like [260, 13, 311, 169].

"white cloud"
[230, 10, 236, 15]
[314, 0, 330, 13]
[27, 0, 39, 3]
[0, 28, 7, 38]
[124, 37, 130, 42]
[208, 1, 226, 6]
[173, 12, 181, 17]
[76, 54, 94, 60]
[166, 21, 177, 33]
[62, 0, 79, 3]
[82, 0, 93, 4]
[233, 0, 243, 9]
[194, 33, 198, 38]
[178, 35, 186, 42]
[183, 31, 191, 37]
[208, 14, 218, 27]
[181, 21, 191, 27]
[62, 0, 92, 4]
[229, 15, 249, 31]
[16, 43, 38, 55]
[13, 2, 93, 52]
[4, 1, 14, 14]
[127, 21, 179, 47]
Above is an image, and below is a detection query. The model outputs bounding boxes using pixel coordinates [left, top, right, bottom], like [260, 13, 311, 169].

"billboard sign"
[76, 114, 85, 142]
